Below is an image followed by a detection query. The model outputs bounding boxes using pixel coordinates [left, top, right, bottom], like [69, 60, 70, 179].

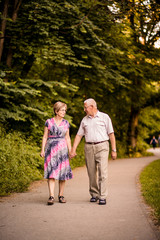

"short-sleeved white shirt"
[77, 111, 114, 142]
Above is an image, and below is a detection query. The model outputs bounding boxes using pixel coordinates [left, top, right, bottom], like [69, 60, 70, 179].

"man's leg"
[95, 141, 109, 200]
[85, 144, 99, 198]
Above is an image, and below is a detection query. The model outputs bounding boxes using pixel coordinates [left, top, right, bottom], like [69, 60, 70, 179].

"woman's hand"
[40, 150, 45, 158]
[40, 126, 48, 158]
[69, 149, 77, 159]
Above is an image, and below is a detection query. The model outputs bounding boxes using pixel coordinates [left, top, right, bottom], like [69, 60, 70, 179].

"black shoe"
[58, 196, 66, 203]
[90, 197, 98, 202]
[99, 199, 106, 205]
[47, 196, 54, 205]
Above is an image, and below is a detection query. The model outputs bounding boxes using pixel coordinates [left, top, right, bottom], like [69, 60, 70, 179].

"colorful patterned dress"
[44, 118, 73, 180]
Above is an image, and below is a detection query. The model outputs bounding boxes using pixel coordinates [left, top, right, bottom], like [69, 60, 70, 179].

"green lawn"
[140, 159, 160, 225]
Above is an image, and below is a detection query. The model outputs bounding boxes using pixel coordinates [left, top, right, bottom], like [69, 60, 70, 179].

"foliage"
[0, 128, 43, 196]
[0, 72, 44, 121]
[0, 0, 160, 154]
[0, 69, 78, 142]
[140, 160, 160, 224]
[139, 107, 160, 144]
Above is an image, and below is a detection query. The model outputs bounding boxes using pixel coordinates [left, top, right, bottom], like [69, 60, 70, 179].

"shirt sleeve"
[66, 120, 70, 129]
[45, 119, 48, 127]
[77, 120, 85, 136]
[105, 115, 114, 135]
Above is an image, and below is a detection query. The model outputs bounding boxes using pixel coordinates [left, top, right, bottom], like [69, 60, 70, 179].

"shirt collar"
[88, 110, 99, 118]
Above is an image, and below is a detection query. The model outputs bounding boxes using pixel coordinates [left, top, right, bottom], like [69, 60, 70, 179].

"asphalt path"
[0, 148, 160, 240]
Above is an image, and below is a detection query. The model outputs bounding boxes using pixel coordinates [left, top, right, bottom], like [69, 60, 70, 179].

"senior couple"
[41, 98, 117, 205]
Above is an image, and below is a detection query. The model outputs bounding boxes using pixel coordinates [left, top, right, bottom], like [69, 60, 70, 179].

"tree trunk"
[6, 0, 22, 67]
[127, 106, 140, 152]
[0, 0, 9, 62]
[12, 0, 22, 21]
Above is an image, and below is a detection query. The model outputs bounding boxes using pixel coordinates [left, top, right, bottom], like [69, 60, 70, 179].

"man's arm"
[109, 132, 117, 160]
[70, 134, 83, 158]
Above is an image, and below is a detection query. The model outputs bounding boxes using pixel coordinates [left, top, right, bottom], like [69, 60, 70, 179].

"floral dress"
[44, 118, 73, 180]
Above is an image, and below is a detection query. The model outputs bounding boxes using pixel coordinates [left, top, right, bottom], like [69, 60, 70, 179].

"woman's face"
[56, 106, 67, 118]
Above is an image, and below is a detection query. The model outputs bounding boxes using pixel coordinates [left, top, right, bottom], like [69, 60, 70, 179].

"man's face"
[84, 103, 93, 115]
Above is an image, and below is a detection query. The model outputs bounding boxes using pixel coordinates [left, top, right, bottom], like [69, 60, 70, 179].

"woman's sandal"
[58, 196, 66, 203]
[47, 196, 54, 205]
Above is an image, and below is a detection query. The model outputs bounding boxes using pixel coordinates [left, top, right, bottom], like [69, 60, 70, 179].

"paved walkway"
[0, 149, 160, 240]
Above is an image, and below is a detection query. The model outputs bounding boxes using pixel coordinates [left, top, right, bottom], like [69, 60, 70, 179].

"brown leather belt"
[86, 140, 107, 145]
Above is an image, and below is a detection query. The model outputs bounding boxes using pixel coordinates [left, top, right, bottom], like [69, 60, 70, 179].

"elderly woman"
[40, 101, 73, 205]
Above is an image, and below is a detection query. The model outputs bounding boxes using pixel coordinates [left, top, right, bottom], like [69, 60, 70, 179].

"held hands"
[69, 148, 77, 159]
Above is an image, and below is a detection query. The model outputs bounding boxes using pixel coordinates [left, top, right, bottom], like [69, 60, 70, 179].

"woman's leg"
[58, 180, 66, 203]
[48, 178, 55, 197]
[59, 180, 65, 196]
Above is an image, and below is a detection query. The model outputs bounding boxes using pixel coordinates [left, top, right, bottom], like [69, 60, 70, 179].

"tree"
[0, 0, 88, 135]
[1, 0, 160, 154]
[74, 0, 160, 153]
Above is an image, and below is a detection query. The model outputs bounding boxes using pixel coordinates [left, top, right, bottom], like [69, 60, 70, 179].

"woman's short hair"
[53, 101, 67, 114]
[84, 98, 97, 108]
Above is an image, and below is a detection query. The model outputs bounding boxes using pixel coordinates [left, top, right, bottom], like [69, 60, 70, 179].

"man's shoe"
[47, 196, 54, 205]
[99, 199, 106, 205]
[90, 197, 98, 202]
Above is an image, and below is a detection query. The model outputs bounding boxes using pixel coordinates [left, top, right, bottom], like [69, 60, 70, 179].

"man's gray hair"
[84, 98, 97, 108]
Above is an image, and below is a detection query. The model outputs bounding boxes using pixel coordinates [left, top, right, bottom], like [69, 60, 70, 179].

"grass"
[70, 137, 85, 169]
[140, 159, 160, 225]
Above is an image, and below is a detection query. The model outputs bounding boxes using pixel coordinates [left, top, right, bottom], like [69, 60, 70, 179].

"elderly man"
[70, 98, 117, 205]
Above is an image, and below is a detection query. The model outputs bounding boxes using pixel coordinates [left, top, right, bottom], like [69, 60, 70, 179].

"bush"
[115, 139, 152, 159]
[0, 128, 43, 196]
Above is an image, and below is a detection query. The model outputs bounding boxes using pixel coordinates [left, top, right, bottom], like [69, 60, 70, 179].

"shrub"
[0, 128, 43, 195]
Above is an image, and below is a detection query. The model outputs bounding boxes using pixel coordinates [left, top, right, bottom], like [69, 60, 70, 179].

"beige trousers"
[84, 141, 109, 199]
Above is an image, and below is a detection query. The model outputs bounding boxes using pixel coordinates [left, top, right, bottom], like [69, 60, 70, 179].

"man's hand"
[69, 149, 77, 159]
[69, 134, 82, 159]
[111, 151, 117, 160]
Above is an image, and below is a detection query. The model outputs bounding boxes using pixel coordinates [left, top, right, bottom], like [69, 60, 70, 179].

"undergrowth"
[0, 128, 43, 196]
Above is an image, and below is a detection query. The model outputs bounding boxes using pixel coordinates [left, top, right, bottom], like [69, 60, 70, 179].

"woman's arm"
[40, 126, 48, 157]
[70, 134, 82, 158]
[65, 129, 72, 153]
